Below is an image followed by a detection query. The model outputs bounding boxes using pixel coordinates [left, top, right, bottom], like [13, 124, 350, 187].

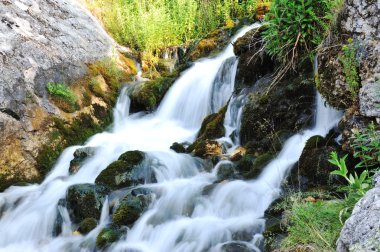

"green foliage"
[351, 122, 380, 170]
[329, 152, 370, 195]
[47, 82, 78, 112]
[86, 0, 257, 55]
[281, 193, 357, 251]
[262, 0, 341, 67]
[339, 38, 360, 98]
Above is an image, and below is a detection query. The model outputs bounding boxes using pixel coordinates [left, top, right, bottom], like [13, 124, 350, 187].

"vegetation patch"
[47, 82, 78, 113]
[339, 38, 360, 99]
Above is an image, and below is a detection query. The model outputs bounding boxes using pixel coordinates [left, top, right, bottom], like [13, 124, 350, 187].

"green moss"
[304, 135, 327, 150]
[36, 113, 112, 176]
[47, 82, 79, 113]
[197, 106, 227, 140]
[90, 78, 106, 99]
[170, 142, 186, 153]
[78, 218, 98, 234]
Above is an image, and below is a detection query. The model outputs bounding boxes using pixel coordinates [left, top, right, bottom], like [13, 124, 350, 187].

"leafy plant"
[351, 122, 380, 170]
[329, 151, 370, 195]
[339, 38, 360, 98]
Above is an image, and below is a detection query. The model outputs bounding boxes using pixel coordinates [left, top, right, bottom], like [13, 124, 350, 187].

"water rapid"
[0, 22, 341, 252]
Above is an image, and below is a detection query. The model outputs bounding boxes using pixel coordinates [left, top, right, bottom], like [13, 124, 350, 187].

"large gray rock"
[318, 0, 379, 109]
[359, 81, 380, 118]
[337, 174, 380, 251]
[0, 0, 115, 118]
[0, 0, 121, 189]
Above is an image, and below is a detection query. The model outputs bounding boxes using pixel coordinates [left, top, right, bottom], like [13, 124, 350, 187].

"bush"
[262, 0, 342, 69]
[47, 82, 78, 112]
[339, 38, 360, 98]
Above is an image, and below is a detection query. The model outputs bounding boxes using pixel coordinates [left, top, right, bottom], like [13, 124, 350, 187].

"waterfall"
[0, 21, 341, 252]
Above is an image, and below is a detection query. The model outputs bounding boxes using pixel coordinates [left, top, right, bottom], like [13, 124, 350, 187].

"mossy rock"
[78, 217, 97, 234]
[118, 150, 145, 164]
[170, 142, 186, 153]
[112, 194, 150, 226]
[69, 147, 96, 174]
[96, 150, 155, 190]
[236, 153, 274, 179]
[240, 74, 315, 155]
[189, 139, 223, 159]
[304, 135, 327, 150]
[130, 66, 186, 112]
[233, 26, 274, 91]
[96, 225, 124, 249]
[66, 183, 110, 223]
[197, 106, 227, 141]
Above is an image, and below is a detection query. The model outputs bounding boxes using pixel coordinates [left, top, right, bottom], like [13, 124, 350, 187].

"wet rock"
[236, 153, 274, 179]
[216, 162, 237, 181]
[170, 142, 187, 153]
[112, 193, 151, 226]
[359, 82, 380, 118]
[78, 217, 97, 234]
[221, 242, 257, 252]
[190, 140, 223, 159]
[240, 74, 314, 155]
[69, 147, 96, 174]
[66, 183, 110, 223]
[233, 26, 274, 91]
[95, 150, 155, 190]
[229, 147, 247, 162]
[337, 178, 380, 251]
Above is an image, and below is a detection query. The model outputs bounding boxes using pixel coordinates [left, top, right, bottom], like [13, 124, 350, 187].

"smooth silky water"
[0, 23, 341, 252]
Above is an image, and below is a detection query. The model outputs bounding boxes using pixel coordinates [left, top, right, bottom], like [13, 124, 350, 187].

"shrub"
[262, 0, 342, 69]
[339, 38, 360, 98]
[47, 82, 78, 112]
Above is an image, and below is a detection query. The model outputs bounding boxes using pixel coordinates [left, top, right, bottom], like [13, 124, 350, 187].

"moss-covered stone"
[130, 66, 187, 112]
[118, 150, 145, 164]
[189, 29, 230, 61]
[240, 74, 315, 156]
[236, 153, 274, 179]
[66, 183, 110, 223]
[112, 194, 149, 226]
[189, 139, 223, 159]
[96, 225, 123, 249]
[78, 217, 97, 234]
[197, 106, 227, 141]
[95, 150, 154, 190]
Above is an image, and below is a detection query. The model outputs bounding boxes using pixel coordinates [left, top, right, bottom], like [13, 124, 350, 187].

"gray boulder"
[359, 82, 380, 118]
[337, 172, 380, 251]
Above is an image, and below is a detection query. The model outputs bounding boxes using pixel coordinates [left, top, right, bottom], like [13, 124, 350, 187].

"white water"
[0, 22, 341, 252]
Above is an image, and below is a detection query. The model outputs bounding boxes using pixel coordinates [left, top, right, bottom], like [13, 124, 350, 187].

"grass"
[280, 193, 359, 251]
[84, 0, 258, 59]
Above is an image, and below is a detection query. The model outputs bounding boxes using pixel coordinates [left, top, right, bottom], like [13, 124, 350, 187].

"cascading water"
[0, 21, 341, 252]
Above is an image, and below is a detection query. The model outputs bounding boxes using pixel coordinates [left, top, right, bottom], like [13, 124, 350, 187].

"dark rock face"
[170, 142, 187, 153]
[233, 27, 274, 91]
[95, 150, 156, 190]
[69, 147, 97, 174]
[66, 183, 110, 223]
[240, 75, 315, 155]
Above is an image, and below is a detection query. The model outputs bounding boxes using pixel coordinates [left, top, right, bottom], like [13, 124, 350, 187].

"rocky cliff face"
[0, 0, 133, 190]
